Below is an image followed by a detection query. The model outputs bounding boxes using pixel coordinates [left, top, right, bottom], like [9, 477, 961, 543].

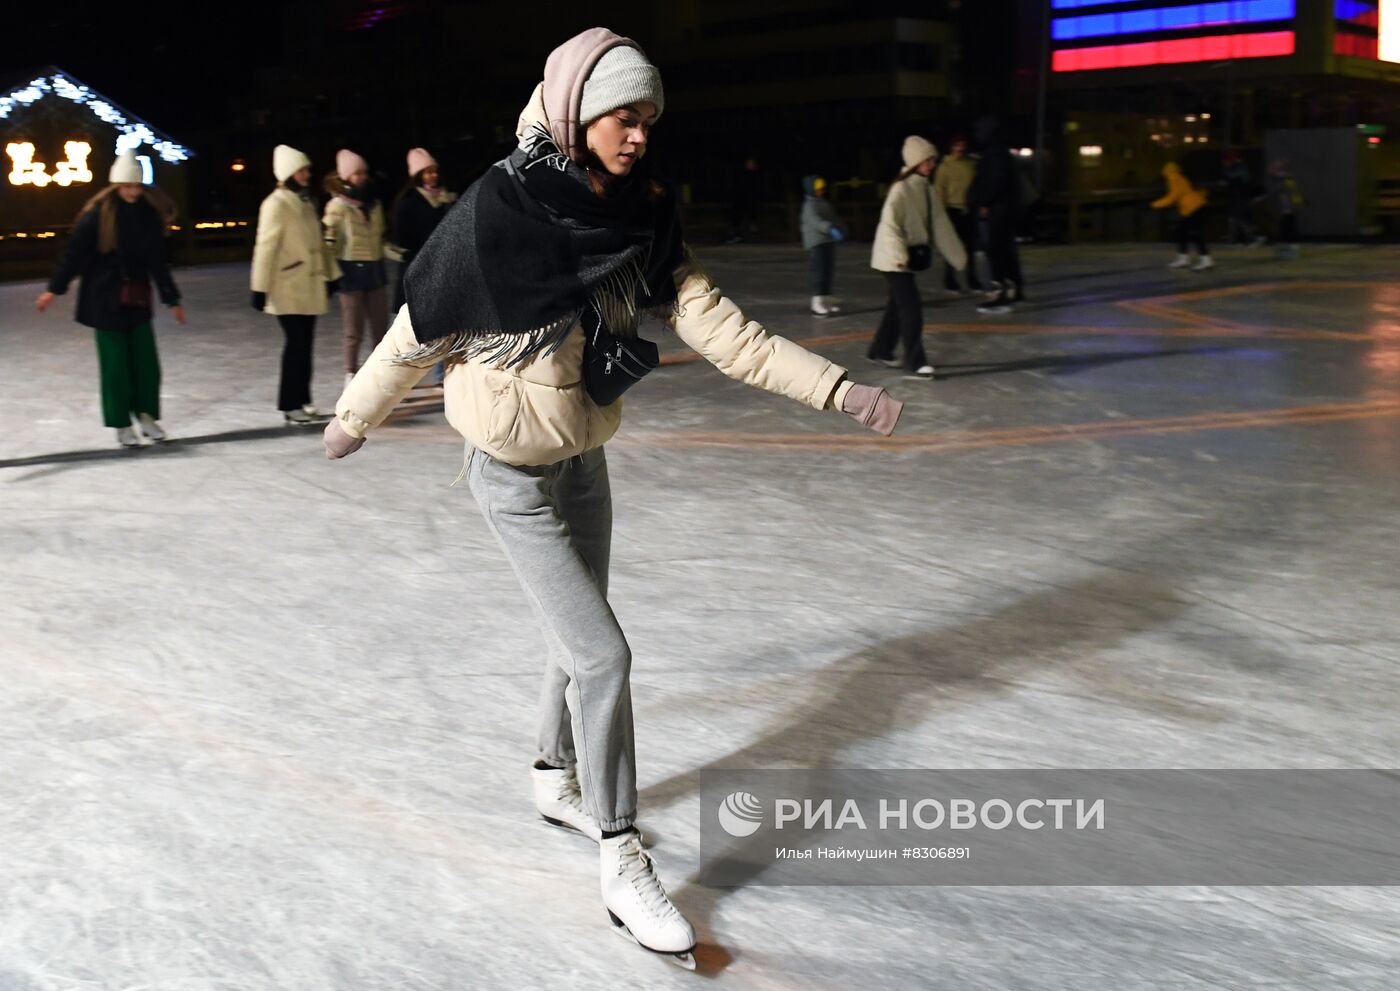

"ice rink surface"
[3, 243, 1398, 989]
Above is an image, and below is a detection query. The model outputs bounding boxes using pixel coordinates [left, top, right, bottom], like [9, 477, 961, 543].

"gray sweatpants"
[465, 445, 637, 832]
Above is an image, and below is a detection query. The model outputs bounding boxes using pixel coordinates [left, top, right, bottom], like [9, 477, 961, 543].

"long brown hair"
[75, 185, 178, 253]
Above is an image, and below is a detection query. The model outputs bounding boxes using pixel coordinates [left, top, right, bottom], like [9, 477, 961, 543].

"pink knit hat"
[336, 149, 369, 182]
[406, 147, 437, 176]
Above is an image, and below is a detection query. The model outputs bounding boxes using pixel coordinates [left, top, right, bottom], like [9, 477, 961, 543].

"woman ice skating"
[322, 27, 904, 969]
[323, 149, 388, 384]
[251, 145, 338, 425]
[1152, 162, 1213, 272]
[390, 147, 457, 314]
[801, 174, 845, 316]
[869, 135, 966, 379]
[35, 151, 185, 448]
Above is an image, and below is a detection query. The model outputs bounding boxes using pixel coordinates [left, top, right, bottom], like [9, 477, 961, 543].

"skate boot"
[136, 413, 167, 442]
[1168, 253, 1191, 269]
[532, 762, 602, 841]
[115, 426, 140, 448]
[1191, 254, 1215, 272]
[825, 296, 842, 314]
[810, 295, 831, 316]
[976, 293, 1012, 315]
[600, 829, 697, 970]
[283, 408, 316, 425]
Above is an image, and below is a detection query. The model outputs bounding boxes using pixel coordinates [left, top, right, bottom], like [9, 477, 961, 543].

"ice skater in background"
[1265, 159, 1304, 259]
[1152, 162, 1214, 272]
[869, 135, 967, 379]
[251, 144, 339, 425]
[801, 174, 845, 316]
[934, 135, 983, 295]
[35, 152, 185, 448]
[389, 147, 457, 315]
[323, 149, 388, 385]
[321, 27, 905, 969]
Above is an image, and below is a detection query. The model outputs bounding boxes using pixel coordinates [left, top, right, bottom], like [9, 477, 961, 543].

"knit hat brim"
[579, 44, 664, 124]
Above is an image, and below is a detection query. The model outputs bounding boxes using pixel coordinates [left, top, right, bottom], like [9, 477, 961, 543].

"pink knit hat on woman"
[335, 149, 369, 181]
[406, 148, 437, 176]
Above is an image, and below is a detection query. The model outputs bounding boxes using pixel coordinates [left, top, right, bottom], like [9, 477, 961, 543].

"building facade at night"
[1046, 0, 1400, 234]
[0, 68, 192, 236]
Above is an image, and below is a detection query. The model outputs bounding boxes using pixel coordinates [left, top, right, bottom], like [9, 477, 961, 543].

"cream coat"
[250, 187, 334, 316]
[335, 251, 853, 467]
[323, 196, 386, 262]
[870, 172, 967, 273]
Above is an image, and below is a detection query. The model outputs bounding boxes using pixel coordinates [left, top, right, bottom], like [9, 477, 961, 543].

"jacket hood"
[541, 27, 642, 158]
[1162, 162, 1182, 178]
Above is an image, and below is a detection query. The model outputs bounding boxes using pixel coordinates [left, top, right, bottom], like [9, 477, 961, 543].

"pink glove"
[842, 384, 903, 437]
[324, 418, 366, 459]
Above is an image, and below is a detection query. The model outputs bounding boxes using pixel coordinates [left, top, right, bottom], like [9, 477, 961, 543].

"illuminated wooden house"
[0, 66, 193, 235]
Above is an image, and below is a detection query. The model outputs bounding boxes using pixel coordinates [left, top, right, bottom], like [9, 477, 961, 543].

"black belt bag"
[581, 304, 659, 407]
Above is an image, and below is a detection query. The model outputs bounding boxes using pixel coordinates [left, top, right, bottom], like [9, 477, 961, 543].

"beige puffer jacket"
[323, 190, 386, 263]
[871, 172, 967, 273]
[335, 89, 853, 467]
[250, 187, 335, 316]
[335, 251, 852, 467]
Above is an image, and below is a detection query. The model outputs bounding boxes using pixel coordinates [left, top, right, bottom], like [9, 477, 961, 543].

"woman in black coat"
[37, 153, 186, 447]
[389, 147, 456, 314]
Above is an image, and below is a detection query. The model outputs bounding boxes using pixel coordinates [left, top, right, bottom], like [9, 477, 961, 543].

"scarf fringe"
[391, 312, 580, 368]
[397, 253, 669, 368]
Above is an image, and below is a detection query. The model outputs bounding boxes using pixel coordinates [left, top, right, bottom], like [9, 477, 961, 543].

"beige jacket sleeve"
[931, 193, 968, 272]
[333, 306, 432, 438]
[322, 199, 347, 259]
[670, 249, 849, 411]
[250, 195, 282, 294]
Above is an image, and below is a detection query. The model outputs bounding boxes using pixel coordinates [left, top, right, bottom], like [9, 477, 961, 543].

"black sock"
[533, 759, 566, 771]
[601, 826, 637, 840]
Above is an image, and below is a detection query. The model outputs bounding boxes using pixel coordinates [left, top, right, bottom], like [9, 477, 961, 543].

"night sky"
[4, 2, 288, 131]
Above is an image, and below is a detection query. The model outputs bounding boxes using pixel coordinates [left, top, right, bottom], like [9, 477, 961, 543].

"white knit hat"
[579, 44, 664, 124]
[273, 144, 311, 182]
[108, 152, 143, 184]
[901, 135, 937, 171]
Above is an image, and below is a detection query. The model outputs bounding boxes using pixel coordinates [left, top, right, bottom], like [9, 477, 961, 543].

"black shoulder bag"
[581, 302, 659, 407]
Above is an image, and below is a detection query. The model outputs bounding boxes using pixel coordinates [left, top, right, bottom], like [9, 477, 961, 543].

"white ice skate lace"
[617, 834, 678, 919]
[557, 768, 589, 816]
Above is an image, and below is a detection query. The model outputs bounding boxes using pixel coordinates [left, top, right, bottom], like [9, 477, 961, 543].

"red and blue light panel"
[1053, 1, 1294, 41]
[1052, 0, 1297, 71]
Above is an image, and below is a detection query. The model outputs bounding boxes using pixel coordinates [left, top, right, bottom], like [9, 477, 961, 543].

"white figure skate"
[532, 763, 602, 842]
[600, 829, 697, 970]
[135, 413, 167, 442]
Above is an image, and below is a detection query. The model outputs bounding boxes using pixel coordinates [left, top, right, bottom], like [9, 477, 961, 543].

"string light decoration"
[0, 71, 191, 168]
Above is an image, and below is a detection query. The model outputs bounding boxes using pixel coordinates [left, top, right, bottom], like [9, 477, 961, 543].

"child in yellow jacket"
[1152, 162, 1213, 272]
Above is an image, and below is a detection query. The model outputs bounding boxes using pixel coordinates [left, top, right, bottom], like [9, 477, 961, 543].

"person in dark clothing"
[390, 147, 457, 314]
[966, 116, 1024, 315]
[1223, 151, 1262, 246]
[35, 152, 185, 447]
[726, 157, 763, 243]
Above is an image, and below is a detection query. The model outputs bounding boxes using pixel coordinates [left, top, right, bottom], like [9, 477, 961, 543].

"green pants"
[94, 323, 161, 428]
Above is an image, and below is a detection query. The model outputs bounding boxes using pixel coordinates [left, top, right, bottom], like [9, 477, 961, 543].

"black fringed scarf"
[399, 125, 684, 367]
